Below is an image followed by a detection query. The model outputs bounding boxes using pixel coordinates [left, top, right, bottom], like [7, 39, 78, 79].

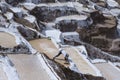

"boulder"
[5, 0, 55, 5]
[60, 32, 80, 45]
[91, 0, 106, 7]
[45, 54, 105, 80]
[95, 15, 117, 38]
[91, 0, 100, 2]
[77, 0, 89, 5]
[96, 1, 107, 7]
[0, 44, 30, 54]
[26, 0, 55, 3]
[91, 36, 109, 49]
[56, 20, 77, 32]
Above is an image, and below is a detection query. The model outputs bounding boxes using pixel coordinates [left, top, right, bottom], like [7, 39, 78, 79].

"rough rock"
[0, 44, 30, 54]
[26, 0, 55, 3]
[60, 32, 80, 45]
[0, 3, 8, 13]
[58, 0, 75, 2]
[9, 7, 23, 18]
[30, 6, 79, 22]
[54, 15, 92, 32]
[91, 36, 110, 49]
[109, 39, 120, 52]
[91, 0, 107, 7]
[17, 26, 40, 40]
[77, 0, 89, 5]
[96, 15, 117, 38]
[14, 15, 36, 28]
[5, 0, 25, 6]
[79, 41, 120, 62]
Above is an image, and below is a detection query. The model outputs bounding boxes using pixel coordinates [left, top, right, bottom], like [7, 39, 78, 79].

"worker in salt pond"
[53, 47, 70, 63]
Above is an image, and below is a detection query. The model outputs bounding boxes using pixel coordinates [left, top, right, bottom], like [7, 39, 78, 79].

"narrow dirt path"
[8, 54, 51, 80]
[95, 63, 120, 80]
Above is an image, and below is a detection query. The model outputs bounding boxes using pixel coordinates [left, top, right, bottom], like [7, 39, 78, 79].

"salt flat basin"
[64, 47, 97, 76]
[30, 39, 97, 76]
[95, 63, 120, 80]
[0, 65, 8, 80]
[29, 39, 68, 67]
[0, 32, 17, 48]
[8, 54, 50, 80]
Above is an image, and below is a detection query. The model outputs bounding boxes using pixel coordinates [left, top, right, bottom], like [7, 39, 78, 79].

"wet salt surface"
[29, 39, 101, 76]
[0, 32, 17, 48]
[8, 54, 51, 80]
[95, 62, 120, 80]
[29, 39, 68, 66]
[64, 47, 99, 76]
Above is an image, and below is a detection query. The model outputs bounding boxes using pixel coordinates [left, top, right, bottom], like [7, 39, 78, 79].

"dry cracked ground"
[0, 0, 120, 80]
